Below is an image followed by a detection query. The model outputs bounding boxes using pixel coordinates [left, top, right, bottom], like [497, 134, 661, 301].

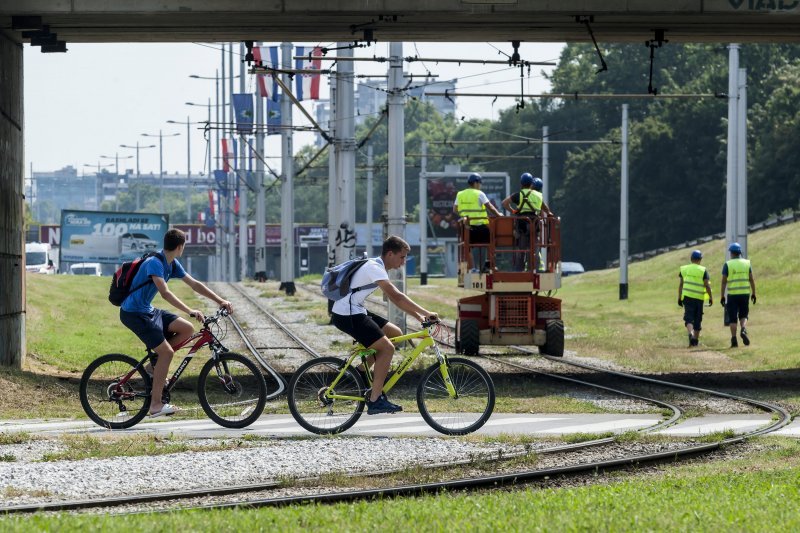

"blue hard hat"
[691, 250, 703, 261]
[532, 177, 543, 191]
[467, 173, 482, 184]
[520, 172, 534, 186]
[729, 242, 742, 254]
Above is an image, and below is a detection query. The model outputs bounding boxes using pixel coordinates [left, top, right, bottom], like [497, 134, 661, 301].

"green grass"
[39, 433, 242, 462]
[4, 438, 798, 531]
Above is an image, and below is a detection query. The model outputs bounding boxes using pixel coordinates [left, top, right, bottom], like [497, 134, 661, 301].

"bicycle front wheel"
[417, 357, 495, 436]
[79, 353, 151, 429]
[288, 357, 366, 435]
[198, 352, 267, 428]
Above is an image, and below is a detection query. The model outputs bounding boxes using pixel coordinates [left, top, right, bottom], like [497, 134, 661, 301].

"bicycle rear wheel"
[79, 353, 151, 429]
[288, 357, 366, 435]
[417, 357, 495, 436]
[198, 352, 267, 428]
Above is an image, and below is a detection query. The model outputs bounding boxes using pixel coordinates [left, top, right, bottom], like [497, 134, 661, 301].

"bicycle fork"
[434, 347, 458, 399]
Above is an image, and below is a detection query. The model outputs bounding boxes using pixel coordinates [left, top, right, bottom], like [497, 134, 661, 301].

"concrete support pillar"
[334, 44, 356, 265]
[725, 44, 739, 255]
[0, 33, 25, 368]
[279, 42, 296, 295]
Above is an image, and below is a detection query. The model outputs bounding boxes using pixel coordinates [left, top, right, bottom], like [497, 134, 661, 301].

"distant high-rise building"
[28, 166, 99, 224]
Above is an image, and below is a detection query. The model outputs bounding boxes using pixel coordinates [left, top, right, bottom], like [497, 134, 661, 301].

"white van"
[561, 262, 586, 276]
[69, 263, 102, 276]
[25, 242, 57, 274]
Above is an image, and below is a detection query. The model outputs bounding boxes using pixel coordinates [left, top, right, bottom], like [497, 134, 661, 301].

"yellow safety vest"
[726, 258, 751, 295]
[680, 263, 707, 301]
[456, 188, 488, 226]
[518, 189, 543, 214]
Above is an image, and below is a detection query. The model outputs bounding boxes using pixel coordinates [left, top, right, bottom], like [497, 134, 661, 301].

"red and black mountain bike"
[79, 308, 267, 429]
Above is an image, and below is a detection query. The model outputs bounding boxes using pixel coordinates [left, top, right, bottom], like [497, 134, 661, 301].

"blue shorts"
[120, 308, 180, 350]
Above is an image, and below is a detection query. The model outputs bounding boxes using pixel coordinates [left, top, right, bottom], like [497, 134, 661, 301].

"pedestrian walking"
[678, 250, 713, 347]
[720, 242, 757, 347]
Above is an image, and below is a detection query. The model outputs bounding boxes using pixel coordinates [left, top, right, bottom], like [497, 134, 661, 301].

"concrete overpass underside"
[4, 1, 800, 44]
[3, 0, 800, 367]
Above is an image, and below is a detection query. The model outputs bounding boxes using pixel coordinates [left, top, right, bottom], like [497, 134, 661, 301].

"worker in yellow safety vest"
[720, 242, 757, 348]
[678, 249, 713, 347]
[453, 173, 502, 272]
[502, 173, 553, 271]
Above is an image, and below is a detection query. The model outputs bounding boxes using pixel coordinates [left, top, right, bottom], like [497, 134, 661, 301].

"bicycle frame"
[324, 327, 457, 403]
[117, 320, 228, 396]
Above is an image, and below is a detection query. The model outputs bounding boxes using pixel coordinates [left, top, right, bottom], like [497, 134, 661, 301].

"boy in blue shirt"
[120, 229, 233, 417]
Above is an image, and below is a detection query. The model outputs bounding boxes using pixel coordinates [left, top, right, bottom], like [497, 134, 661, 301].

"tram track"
[2, 282, 788, 516]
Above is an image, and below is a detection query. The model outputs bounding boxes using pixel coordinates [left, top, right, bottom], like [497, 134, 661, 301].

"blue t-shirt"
[120, 251, 186, 314]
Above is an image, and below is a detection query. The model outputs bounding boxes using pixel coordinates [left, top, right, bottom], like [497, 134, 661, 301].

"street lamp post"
[120, 142, 156, 210]
[141, 130, 180, 214]
[83, 162, 114, 209]
[167, 117, 200, 223]
[100, 153, 133, 211]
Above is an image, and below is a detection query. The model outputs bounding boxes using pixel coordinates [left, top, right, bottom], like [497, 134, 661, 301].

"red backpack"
[108, 252, 166, 306]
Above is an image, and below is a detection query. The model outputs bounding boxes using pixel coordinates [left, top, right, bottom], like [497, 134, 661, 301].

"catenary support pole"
[238, 42, 248, 282]
[255, 41, 267, 282]
[619, 104, 629, 300]
[335, 44, 356, 265]
[327, 73, 338, 269]
[419, 140, 428, 285]
[220, 49, 227, 281]
[280, 42, 296, 295]
[366, 145, 374, 258]
[387, 42, 407, 331]
[725, 44, 740, 258]
[542, 125, 549, 204]
[228, 42, 236, 282]
[736, 67, 748, 257]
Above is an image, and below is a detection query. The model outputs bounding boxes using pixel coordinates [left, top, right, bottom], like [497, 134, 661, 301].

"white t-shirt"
[453, 190, 490, 208]
[331, 257, 389, 316]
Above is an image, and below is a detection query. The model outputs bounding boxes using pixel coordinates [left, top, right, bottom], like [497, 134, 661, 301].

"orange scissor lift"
[455, 214, 564, 356]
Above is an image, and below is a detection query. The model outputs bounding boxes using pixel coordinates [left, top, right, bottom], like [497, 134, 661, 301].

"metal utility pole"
[120, 142, 155, 211]
[141, 130, 179, 215]
[542, 125, 550, 204]
[255, 42, 267, 282]
[327, 72, 339, 268]
[228, 42, 236, 282]
[335, 43, 356, 265]
[387, 42, 407, 331]
[725, 44, 740, 258]
[280, 41, 296, 295]
[238, 42, 248, 282]
[736, 67, 748, 256]
[366, 145, 374, 258]
[619, 104, 629, 300]
[419, 140, 428, 285]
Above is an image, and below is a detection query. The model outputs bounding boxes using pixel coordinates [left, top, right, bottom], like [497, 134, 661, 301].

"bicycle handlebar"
[198, 307, 230, 327]
[421, 317, 440, 328]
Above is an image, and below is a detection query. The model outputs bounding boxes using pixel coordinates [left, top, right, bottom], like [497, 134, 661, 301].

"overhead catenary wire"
[428, 91, 726, 100]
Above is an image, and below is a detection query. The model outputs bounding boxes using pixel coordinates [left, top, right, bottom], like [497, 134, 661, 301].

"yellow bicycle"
[287, 320, 495, 435]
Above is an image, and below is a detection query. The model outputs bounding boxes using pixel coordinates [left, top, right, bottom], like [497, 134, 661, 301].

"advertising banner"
[60, 210, 169, 263]
[426, 174, 506, 239]
[174, 224, 329, 253]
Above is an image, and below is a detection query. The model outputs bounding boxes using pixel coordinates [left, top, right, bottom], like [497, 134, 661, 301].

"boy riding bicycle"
[119, 228, 233, 417]
[330, 235, 439, 415]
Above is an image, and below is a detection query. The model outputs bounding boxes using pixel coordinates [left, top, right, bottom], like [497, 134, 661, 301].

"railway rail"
[1, 281, 789, 515]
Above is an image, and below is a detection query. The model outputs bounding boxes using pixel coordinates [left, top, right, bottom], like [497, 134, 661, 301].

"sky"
[23, 41, 564, 180]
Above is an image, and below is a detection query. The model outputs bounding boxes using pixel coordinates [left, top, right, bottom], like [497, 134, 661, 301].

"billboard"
[60, 210, 169, 263]
[426, 174, 507, 239]
[174, 224, 329, 254]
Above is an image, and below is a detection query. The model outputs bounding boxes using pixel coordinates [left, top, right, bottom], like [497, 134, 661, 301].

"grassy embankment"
[6, 221, 799, 419]
[2, 438, 799, 531]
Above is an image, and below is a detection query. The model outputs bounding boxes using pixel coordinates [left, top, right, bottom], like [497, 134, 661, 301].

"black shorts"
[682, 297, 704, 330]
[469, 224, 490, 244]
[120, 308, 180, 350]
[725, 294, 750, 325]
[331, 311, 389, 348]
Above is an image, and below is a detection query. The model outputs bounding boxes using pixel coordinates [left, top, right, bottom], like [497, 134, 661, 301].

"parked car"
[69, 263, 102, 276]
[561, 262, 585, 276]
[120, 232, 159, 254]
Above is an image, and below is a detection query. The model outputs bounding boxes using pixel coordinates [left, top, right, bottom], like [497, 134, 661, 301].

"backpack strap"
[518, 190, 538, 214]
[125, 252, 170, 299]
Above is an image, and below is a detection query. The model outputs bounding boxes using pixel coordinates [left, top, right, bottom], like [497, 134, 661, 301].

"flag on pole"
[233, 93, 254, 134]
[253, 46, 279, 101]
[267, 96, 281, 135]
[295, 46, 322, 100]
[207, 189, 216, 217]
[221, 139, 234, 172]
